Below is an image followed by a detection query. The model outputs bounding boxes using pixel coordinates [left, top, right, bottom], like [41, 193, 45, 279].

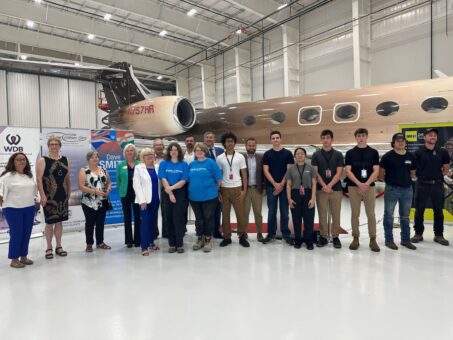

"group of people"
[0, 127, 451, 268]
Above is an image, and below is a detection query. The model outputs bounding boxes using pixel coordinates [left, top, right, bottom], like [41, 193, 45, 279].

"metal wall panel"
[69, 79, 96, 129]
[40, 76, 70, 128]
[7, 72, 40, 127]
[0, 70, 7, 125]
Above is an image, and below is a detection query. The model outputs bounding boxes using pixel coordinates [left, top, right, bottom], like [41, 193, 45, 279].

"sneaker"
[10, 260, 25, 269]
[433, 236, 449, 246]
[401, 242, 416, 250]
[203, 237, 213, 252]
[385, 242, 398, 250]
[317, 236, 328, 247]
[332, 237, 342, 249]
[262, 235, 275, 244]
[239, 235, 250, 248]
[257, 233, 264, 242]
[219, 238, 232, 247]
[410, 234, 424, 243]
[306, 244, 314, 250]
[19, 258, 33, 265]
[193, 236, 204, 251]
[177, 247, 185, 254]
[285, 238, 295, 246]
[168, 246, 176, 253]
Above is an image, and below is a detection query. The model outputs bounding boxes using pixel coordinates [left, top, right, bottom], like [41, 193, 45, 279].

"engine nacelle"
[108, 96, 196, 137]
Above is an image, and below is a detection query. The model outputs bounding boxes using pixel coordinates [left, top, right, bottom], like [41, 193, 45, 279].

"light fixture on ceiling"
[236, 27, 245, 35]
[87, 33, 95, 40]
[103, 13, 112, 21]
[187, 9, 197, 16]
[34, 0, 42, 4]
[20, 55, 27, 60]
[159, 30, 167, 37]
[157, 76, 163, 80]
[75, 63, 80, 66]
[26, 20, 35, 28]
[138, 46, 145, 52]
[277, 3, 288, 10]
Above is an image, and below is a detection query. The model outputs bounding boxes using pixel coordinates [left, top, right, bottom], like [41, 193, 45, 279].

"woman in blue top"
[158, 142, 189, 253]
[189, 143, 222, 253]
[133, 148, 160, 256]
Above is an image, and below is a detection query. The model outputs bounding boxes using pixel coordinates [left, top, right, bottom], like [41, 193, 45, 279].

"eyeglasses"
[14, 158, 27, 162]
[48, 143, 60, 146]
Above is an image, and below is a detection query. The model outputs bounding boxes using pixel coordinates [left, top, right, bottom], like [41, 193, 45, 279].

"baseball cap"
[391, 133, 405, 143]
[424, 128, 439, 135]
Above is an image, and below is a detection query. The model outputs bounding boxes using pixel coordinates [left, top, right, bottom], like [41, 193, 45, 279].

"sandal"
[142, 250, 149, 256]
[10, 260, 25, 269]
[85, 245, 93, 253]
[96, 243, 111, 250]
[45, 248, 54, 259]
[149, 244, 160, 251]
[55, 247, 68, 257]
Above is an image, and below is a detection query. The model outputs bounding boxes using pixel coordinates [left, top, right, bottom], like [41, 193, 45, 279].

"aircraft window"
[333, 102, 360, 123]
[271, 112, 285, 124]
[243, 115, 256, 127]
[421, 97, 448, 113]
[376, 101, 399, 116]
[298, 106, 321, 126]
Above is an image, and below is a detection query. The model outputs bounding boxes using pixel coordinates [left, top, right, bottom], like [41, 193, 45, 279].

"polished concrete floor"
[1, 217, 453, 340]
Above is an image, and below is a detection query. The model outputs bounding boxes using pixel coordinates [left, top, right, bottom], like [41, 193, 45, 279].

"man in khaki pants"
[242, 138, 265, 242]
[345, 128, 380, 252]
[216, 132, 249, 247]
[311, 130, 344, 248]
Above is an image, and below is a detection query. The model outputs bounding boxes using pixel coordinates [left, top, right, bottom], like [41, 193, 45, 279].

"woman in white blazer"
[133, 148, 160, 256]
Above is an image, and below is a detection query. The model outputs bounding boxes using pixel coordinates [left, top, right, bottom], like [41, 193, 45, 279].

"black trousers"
[82, 203, 107, 245]
[121, 195, 141, 246]
[162, 187, 188, 247]
[414, 181, 445, 236]
[191, 198, 218, 237]
[290, 189, 315, 245]
[159, 187, 167, 238]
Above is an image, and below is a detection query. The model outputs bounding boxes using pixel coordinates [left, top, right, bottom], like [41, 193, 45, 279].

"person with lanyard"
[216, 132, 249, 248]
[36, 137, 70, 259]
[133, 148, 160, 256]
[183, 135, 196, 164]
[241, 137, 265, 242]
[311, 129, 344, 249]
[286, 148, 317, 250]
[153, 138, 164, 239]
[411, 128, 450, 246]
[189, 143, 223, 252]
[262, 130, 295, 245]
[379, 133, 417, 250]
[116, 143, 140, 248]
[0, 153, 37, 268]
[345, 128, 380, 252]
[158, 142, 189, 253]
[203, 131, 224, 239]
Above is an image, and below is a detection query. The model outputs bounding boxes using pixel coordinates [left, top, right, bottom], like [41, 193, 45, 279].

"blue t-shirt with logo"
[188, 158, 222, 201]
[158, 160, 189, 185]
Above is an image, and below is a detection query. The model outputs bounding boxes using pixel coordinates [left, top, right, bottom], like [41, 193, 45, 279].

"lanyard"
[226, 152, 235, 171]
[296, 163, 306, 183]
[321, 150, 333, 169]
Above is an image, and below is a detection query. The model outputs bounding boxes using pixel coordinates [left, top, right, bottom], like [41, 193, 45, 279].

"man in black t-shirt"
[262, 131, 295, 244]
[379, 133, 417, 250]
[311, 129, 344, 248]
[411, 128, 450, 246]
[345, 128, 380, 252]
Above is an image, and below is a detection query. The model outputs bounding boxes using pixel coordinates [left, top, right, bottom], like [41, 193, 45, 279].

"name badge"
[299, 186, 305, 196]
[404, 160, 412, 164]
[361, 169, 367, 178]
[326, 169, 331, 178]
[229, 173, 233, 180]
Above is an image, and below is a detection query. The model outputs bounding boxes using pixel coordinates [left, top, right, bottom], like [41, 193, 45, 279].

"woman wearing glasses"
[133, 148, 160, 256]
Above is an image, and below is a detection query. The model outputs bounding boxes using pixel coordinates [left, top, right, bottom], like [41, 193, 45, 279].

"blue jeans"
[383, 185, 413, 243]
[266, 186, 290, 238]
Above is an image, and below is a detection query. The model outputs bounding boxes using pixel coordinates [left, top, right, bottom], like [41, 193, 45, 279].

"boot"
[369, 237, 380, 252]
[257, 233, 264, 242]
[349, 237, 360, 250]
[203, 237, 213, 252]
[193, 236, 204, 251]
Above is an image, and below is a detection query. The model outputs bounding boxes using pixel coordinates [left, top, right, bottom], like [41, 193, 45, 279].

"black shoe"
[213, 232, 223, 239]
[262, 235, 275, 244]
[294, 239, 303, 249]
[285, 238, 295, 246]
[219, 238, 232, 247]
[317, 236, 328, 247]
[126, 244, 133, 248]
[306, 244, 314, 250]
[332, 237, 342, 249]
[239, 236, 250, 248]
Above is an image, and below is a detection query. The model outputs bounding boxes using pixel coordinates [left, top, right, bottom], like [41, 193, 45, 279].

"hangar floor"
[1, 201, 453, 340]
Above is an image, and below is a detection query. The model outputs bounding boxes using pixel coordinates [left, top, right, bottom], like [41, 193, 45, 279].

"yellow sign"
[404, 130, 417, 142]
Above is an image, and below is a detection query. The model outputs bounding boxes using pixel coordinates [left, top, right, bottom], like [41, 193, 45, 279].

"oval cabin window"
[421, 97, 448, 113]
[243, 115, 256, 127]
[298, 106, 321, 125]
[270, 112, 286, 124]
[333, 102, 360, 123]
[376, 101, 399, 116]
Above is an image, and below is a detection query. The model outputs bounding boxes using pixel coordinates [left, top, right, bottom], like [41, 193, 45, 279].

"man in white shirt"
[216, 132, 249, 247]
[183, 135, 195, 164]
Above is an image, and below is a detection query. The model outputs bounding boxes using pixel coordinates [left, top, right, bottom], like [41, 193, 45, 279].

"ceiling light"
[159, 30, 167, 37]
[20, 55, 27, 60]
[157, 76, 163, 80]
[87, 33, 95, 40]
[26, 20, 35, 28]
[187, 9, 197, 16]
[138, 46, 145, 52]
[277, 3, 288, 10]
[103, 13, 112, 21]
[75, 63, 80, 66]
[236, 29, 242, 34]
[34, 0, 42, 3]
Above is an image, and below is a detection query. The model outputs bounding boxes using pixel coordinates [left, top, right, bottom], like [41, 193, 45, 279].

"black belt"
[418, 179, 443, 184]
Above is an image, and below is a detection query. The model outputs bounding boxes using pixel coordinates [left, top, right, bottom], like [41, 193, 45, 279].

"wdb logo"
[4, 134, 23, 152]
